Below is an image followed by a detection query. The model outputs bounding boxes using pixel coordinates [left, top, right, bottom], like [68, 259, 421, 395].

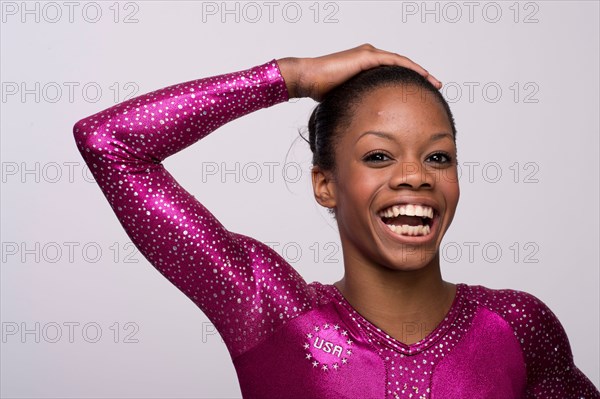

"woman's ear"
[311, 166, 337, 210]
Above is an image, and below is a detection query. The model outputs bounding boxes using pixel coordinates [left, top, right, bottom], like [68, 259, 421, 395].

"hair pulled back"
[304, 65, 456, 178]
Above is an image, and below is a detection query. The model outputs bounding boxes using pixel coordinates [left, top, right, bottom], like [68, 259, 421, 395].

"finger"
[382, 52, 430, 76]
[365, 48, 423, 72]
[377, 51, 442, 89]
[427, 75, 443, 89]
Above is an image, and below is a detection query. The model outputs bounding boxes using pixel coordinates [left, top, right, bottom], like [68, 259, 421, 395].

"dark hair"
[303, 65, 456, 175]
[300, 65, 456, 218]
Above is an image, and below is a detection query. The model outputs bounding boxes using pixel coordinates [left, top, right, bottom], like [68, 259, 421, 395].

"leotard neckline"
[325, 282, 466, 355]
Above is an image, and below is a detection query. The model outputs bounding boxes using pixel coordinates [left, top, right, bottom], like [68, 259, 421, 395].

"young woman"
[73, 44, 600, 398]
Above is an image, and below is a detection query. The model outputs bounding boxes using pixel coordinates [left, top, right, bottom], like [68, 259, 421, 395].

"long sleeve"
[515, 292, 600, 398]
[73, 60, 319, 359]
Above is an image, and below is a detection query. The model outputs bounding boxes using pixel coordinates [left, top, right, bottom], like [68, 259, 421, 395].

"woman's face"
[312, 84, 459, 272]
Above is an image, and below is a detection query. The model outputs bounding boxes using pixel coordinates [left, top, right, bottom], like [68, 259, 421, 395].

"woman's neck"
[333, 254, 456, 345]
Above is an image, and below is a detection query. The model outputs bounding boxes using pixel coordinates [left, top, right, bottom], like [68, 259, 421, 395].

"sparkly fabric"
[73, 60, 600, 399]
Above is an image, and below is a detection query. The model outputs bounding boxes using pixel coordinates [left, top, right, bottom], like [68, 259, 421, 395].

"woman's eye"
[426, 152, 452, 164]
[363, 152, 391, 163]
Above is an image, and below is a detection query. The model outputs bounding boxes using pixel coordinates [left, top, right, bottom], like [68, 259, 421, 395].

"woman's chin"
[381, 250, 439, 272]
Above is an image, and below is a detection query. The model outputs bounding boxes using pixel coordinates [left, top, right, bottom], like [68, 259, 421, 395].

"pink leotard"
[73, 59, 600, 399]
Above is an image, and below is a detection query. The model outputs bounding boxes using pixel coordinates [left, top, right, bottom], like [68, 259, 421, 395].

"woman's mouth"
[377, 204, 436, 237]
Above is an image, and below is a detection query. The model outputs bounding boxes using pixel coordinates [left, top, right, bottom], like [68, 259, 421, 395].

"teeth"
[379, 204, 434, 219]
[385, 224, 431, 236]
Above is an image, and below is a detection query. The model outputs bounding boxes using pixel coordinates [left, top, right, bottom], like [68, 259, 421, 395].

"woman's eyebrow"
[430, 132, 453, 142]
[356, 131, 453, 144]
[355, 130, 396, 144]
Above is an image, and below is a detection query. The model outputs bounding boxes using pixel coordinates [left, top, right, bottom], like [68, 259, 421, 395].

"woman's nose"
[389, 160, 434, 189]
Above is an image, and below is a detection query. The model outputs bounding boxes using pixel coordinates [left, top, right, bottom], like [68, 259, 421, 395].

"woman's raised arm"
[72, 59, 318, 359]
[72, 44, 440, 360]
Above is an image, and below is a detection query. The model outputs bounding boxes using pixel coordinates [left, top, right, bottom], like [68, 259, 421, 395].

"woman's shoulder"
[460, 282, 550, 308]
[458, 282, 573, 362]
[455, 285, 599, 395]
[457, 282, 560, 329]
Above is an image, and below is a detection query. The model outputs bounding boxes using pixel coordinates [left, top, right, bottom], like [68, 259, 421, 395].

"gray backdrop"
[1, 0, 599, 397]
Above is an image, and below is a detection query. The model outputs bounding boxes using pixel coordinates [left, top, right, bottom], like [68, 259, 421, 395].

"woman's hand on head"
[277, 43, 442, 102]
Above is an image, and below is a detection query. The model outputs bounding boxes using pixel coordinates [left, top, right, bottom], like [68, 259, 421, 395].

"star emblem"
[302, 321, 352, 372]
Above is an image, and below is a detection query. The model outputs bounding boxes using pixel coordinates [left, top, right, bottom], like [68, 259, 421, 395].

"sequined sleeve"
[73, 60, 318, 359]
[513, 292, 600, 398]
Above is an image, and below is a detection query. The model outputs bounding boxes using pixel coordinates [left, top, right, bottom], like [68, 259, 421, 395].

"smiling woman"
[305, 67, 463, 352]
[73, 44, 600, 398]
